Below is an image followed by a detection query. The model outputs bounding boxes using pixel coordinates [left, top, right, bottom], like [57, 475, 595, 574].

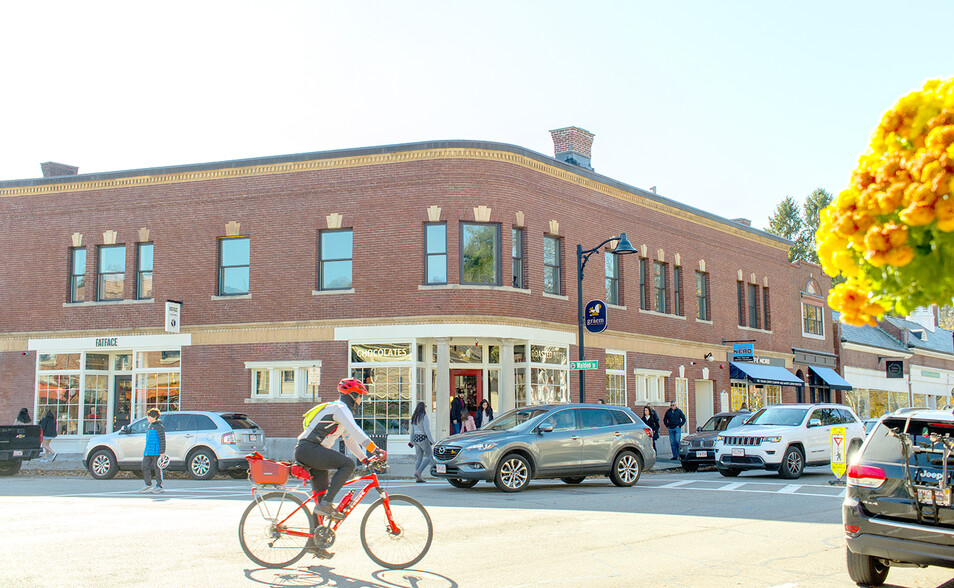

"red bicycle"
[238, 453, 433, 570]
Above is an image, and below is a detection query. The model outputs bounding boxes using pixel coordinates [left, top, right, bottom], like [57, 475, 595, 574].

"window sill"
[542, 292, 568, 301]
[638, 309, 686, 320]
[313, 288, 355, 295]
[608, 304, 627, 311]
[738, 325, 773, 334]
[244, 397, 314, 404]
[64, 299, 155, 308]
[695, 318, 713, 325]
[212, 294, 251, 301]
[801, 332, 826, 340]
[418, 284, 532, 294]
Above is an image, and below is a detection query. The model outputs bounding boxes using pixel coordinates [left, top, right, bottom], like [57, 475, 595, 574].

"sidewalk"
[18, 448, 683, 479]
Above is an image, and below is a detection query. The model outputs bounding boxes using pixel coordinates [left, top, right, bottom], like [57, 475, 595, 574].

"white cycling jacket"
[298, 399, 377, 457]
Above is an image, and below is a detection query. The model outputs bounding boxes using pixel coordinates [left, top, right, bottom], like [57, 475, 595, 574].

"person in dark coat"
[450, 391, 465, 434]
[642, 405, 660, 453]
[15, 408, 31, 425]
[474, 399, 494, 428]
[663, 401, 687, 461]
[38, 409, 57, 462]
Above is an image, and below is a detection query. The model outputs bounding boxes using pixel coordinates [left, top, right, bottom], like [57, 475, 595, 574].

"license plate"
[695, 451, 708, 458]
[436, 464, 446, 474]
[249, 435, 257, 442]
[918, 488, 952, 507]
[731, 448, 744, 457]
[13, 450, 22, 457]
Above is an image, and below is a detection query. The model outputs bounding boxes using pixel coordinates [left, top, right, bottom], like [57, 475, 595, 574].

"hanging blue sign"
[584, 300, 607, 333]
[733, 343, 754, 360]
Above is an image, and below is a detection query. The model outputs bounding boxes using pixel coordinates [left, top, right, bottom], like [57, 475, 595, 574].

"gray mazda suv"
[430, 403, 655, 492]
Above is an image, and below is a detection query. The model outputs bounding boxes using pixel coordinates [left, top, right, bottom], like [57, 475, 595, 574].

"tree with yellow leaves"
[818, 78, 954, 326]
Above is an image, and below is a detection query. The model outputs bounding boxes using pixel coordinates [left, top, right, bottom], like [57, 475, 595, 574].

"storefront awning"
[809, 366, 852, 390]
[730, 362, 804, 388]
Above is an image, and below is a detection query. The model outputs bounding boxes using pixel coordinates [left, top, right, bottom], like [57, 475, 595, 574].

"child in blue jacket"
[140, 409, 166, 494]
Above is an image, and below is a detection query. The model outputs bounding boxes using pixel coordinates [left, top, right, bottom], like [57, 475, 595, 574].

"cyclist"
[296, 377, 385, 555]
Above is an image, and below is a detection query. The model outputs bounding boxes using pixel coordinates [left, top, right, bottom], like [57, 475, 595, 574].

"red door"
[451, 369, 482, 421]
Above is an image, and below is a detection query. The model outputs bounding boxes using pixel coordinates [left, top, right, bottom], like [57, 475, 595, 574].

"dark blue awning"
[809, 366, 852, 390]
[730, 362, 804, 388]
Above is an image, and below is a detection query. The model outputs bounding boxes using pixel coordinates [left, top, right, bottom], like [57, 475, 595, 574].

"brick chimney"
[732, 218, 752, 227]
[40, 162, 79, 177]
[549, 126, 594, 170]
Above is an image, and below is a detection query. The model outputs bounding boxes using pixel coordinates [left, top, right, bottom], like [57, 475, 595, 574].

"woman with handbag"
[643, 405, 660, 454]
[409, 402, 434, 483]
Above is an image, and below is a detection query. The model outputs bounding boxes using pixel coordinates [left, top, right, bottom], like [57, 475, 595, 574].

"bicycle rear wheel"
[360, 494, 433, 569]
[239, 491, 313, 568]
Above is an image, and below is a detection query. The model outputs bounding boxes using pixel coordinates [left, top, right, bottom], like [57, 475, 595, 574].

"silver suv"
[430, 403, 656, 492]
[83, 411, 266, 480]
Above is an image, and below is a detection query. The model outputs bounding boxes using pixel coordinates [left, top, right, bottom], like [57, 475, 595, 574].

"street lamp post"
[576, 232, 638, 403]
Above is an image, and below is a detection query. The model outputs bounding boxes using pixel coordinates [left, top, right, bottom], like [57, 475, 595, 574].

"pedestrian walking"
[38, 409, 57, 462]
[140, 408, 166, 494]
[642, 405, 660, 454]
[14, 407, 31, 425]
[409, 402, 434, 483]
[663, 401, 687, 461]
[474, 399, 494, 428]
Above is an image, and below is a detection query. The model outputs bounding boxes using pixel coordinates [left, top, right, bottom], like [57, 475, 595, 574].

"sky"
[2, 1, 952, 230]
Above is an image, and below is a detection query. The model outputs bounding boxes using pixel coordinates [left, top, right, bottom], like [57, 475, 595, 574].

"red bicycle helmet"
[338, 377, 369, 395]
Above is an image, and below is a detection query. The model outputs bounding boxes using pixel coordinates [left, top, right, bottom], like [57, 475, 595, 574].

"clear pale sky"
[2, 1, 951, 230]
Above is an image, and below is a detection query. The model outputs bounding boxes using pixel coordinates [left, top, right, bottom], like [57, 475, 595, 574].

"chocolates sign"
[351, 343, 412, 363]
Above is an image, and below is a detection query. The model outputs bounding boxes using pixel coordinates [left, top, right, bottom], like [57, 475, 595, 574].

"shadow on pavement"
[243, 565, 456, 588]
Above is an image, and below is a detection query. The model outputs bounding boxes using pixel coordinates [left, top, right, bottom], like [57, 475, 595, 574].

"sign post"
[830, 425, 847, 478]
[165, 300, 182, 334]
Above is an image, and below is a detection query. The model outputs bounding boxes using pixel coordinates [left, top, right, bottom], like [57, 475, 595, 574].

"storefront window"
[38, 374, 80, 435]
[85, 353, 109, 371]
[84, 375, 108, 435]
[114, 354, 132, 371]
[449, 345, 481, 363]
[38, 353, 81, 371]
[488, 369, 500, 412]
[515, 368, 528, 407]
[137, 350, 181, 369]
[606, 352, 626, 407]
[489, 346, 500, 364]
[351, 366, 412, 435]
[530, 345, 567, 365]
[514, 345, 527, 363]
[135, 372, 181, 415]
[530, 368, 568, 404]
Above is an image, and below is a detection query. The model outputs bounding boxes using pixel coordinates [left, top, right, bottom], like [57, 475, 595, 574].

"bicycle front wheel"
[360, 494, 433, 569]
[239, 491, 313, 568]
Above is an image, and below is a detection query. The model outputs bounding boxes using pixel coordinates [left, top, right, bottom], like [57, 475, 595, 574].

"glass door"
[113, 375, 132, 431]
[451, 369, 482, 419]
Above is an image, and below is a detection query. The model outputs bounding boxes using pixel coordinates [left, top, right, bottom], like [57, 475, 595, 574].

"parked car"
[0, 424, 43, 476]
[84, 411, 266, 480]
[863, 418, 880, 436]
[844, 408, 954, 585]
[678, 411, 751, 472]
[713, 403, 865, 479]
[430, 403, 655, 492]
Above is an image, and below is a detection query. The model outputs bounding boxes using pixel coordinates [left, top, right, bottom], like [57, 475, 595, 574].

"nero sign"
[584, 300, 607, 333]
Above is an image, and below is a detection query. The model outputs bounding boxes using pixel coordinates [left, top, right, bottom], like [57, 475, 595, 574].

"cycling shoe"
[314, 503, 345, 521]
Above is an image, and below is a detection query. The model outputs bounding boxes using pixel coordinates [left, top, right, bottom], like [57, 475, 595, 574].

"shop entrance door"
[113, 375, 132, 432]
[451, 369, 482, 423]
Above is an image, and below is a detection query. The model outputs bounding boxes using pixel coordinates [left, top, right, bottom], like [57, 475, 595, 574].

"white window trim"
[605, 350, 626, 406]
[801, 302, 826, 340]
[243, 360, 322, 400]
[634, 368, 671, 404]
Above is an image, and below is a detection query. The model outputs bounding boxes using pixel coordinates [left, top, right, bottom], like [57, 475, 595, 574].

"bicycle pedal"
[309, 548, 335, 560]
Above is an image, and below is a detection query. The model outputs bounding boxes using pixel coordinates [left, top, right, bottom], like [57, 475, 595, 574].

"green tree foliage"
[765, 188, 832, 264]
[766, 196, 804, 261]
[799, 188, 833, 265]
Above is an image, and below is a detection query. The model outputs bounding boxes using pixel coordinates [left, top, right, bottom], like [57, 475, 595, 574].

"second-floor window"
[460, 222, 500, 285]
[512, 228, 524, 288]
[319, 229, 353, 290]
[219, 236, 250, 296]
[425, 223, 447, 285]
[543, 235, 561, 295]
[639, 258, 648, 310]
[69, 247, 86, 303]
[695, 271, 709, 320]
[747, 283, 760, 329]
[763, 288, 771, 330]
[673, 266, 682, 316]
[605, 251, 619, 305]
[653, 261, 667, 313]
[98, 245, 125, 301]
[137, 243, 153, 300]
[737, 281, 746, 326]
[803, 302, 824, 337]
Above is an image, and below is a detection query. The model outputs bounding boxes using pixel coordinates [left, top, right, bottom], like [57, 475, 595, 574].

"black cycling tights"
[294, 440, 355, 505]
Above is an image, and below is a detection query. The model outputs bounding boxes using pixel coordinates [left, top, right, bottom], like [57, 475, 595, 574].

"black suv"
[844, 409, 954, 585]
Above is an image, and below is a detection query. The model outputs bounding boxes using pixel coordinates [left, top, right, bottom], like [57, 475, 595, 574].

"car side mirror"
[808, 418, 821, 428]
[696, 427, 702, 432]
[119, 425, 129, 434]
[537, 423, 553, 434]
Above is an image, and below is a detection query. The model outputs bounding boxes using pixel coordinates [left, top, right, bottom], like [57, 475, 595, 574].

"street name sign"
[570, 360, 598, 370]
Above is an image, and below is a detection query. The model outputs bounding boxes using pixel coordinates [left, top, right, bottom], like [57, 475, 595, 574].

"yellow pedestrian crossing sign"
[831, 425, 847, 478]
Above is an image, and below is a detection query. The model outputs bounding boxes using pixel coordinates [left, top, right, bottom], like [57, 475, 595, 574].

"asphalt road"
[3, 467, 954, 588]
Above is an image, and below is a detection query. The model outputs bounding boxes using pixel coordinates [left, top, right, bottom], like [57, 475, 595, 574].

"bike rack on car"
[886, 416, 954, 525]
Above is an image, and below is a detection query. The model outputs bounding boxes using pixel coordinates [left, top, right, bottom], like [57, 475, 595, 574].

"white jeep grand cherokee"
[713, 403, 865, 479]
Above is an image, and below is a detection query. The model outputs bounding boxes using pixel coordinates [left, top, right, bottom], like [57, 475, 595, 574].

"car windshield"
[222, 415, 259, 430]
[700, 414, 748, 432]
[745, 407, 808, 427]
[484, 408, 549, 431]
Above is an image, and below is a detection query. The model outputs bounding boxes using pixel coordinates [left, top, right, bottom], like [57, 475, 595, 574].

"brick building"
[0, 127, 838, 454]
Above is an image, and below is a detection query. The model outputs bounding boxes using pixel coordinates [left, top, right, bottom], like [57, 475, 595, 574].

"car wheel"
[560, 476, 586, 484]
[0, 459, 22, 476]
[610, 451, 642, 487]
[778, 446, 805, 479]
[227, 470, 248, 480]
[680, 461, 698, 473]
[717, 466, 741, 477]
[846, 547, 889, 586]
[448, 478, 479, 488]
[494, 454, 531, 492]
[187, 448, 218, 480]
[89, 449, 118, 480]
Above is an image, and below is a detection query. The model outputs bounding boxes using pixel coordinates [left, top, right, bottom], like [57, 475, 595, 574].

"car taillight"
[844, 524, 860, 535]
[643, 428, 652, 438]
[221, 432, 236, 445]
[846, 464, 886, 488]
